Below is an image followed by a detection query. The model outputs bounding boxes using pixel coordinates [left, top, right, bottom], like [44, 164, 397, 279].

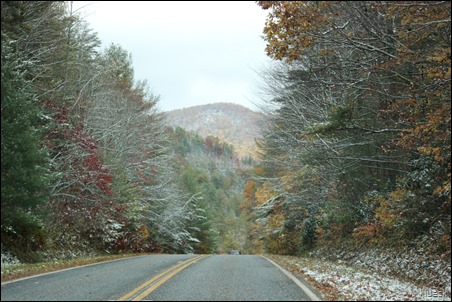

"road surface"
[1, 254, 321, 301]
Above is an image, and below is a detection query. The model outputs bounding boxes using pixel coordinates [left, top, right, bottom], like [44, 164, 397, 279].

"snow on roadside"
[1, 245, 20, 268]
[268, 255, 451, 301]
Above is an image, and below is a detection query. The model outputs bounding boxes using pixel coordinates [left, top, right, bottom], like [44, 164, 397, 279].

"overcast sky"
[73, 1, 271, 112]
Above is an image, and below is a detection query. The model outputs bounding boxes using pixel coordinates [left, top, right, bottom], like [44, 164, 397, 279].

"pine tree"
[1, 55, 51, 258]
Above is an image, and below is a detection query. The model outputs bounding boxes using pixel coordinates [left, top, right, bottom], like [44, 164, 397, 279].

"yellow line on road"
[118, 255, 209, 301]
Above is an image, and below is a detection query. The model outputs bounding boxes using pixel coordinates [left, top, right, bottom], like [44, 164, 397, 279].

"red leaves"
[42, 102, 133, 251]
[64, 124, 114, 197]
[82, 155, 113, 196]
[44, 101, 114, 197]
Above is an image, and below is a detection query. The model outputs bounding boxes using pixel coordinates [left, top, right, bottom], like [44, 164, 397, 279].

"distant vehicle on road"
[229, 250, 241, 255]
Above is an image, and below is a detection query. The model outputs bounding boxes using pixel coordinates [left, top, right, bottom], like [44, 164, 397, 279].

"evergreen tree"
[1, 54, 51, 258]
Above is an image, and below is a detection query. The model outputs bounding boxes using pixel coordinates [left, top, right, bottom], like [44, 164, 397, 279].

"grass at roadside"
[1, 253, 149, 283]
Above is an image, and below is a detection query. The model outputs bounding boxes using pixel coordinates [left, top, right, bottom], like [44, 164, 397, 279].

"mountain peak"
[167, 102, 254, 113]
[165, 103, 263, 157]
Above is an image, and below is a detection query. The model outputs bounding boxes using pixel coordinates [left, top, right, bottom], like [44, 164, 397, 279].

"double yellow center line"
[118, 255, 209, 301]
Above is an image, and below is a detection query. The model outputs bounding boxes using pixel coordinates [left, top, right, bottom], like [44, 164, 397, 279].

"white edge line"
[1, 254, 151, 285]
[261, 255, 322, 301]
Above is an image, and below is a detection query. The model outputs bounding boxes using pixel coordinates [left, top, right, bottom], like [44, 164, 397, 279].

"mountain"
[164, 103, 264, 158]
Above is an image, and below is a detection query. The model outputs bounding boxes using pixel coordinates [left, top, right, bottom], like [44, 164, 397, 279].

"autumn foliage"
[1, 2, 211, 261]
[253, 1, 451, 255]
[41, 101, 128, 252]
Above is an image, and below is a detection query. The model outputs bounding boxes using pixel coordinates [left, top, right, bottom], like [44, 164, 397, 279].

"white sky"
[73, 1, 271, 111]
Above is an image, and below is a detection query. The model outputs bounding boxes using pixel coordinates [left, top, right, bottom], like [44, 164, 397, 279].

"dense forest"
[244, 1, 450, 257]
[1, 1, 450, 269]
[0, 1, 249, 262]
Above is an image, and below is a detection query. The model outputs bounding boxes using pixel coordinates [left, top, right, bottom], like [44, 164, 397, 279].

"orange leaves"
[255, 182, 279, 205]
[428, 50, 451, 64]
[387, 2, 451, 45]
[258, 1, 333, 62]
[375, 198, 398, 229]
[353, 190, 406, 244]
[426, 67, 451, 80]
[239, 180, 257, 212]
[138, 224, 150, 241]
[268, 211, 285, 230]
[257, 1, 274, 10]
[385, 1, 451, 86]
[418, 147, 443, 163]
[425, 49, 451, 80]
[256, 1, 451, 252]
[401, 103, 451, 165]
[243, 180, 256, 200]
[352, 224, 380, 244]
[397, 99, 450, 215]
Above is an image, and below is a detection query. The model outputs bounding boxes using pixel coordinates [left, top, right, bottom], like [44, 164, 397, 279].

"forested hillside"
[168, 127, 252, 253]
[165, 103, 264, 158]
[245, 1, 450, 260]
[0, 1, 248, 263]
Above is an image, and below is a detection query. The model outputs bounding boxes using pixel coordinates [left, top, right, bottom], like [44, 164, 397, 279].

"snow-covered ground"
[268, 254, 451, 301]
[1, 245, 20, 268]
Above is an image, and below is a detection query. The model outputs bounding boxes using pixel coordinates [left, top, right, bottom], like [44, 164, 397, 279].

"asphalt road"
[1, 254, 321, 301]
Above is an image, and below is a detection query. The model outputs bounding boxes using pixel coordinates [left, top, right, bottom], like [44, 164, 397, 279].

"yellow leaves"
[428, 50, 451, 64]
[255, 182, 278, 205]
[375, 198, 397, 228]
[431, 147, 442, 159]
[268, 212, 285, 229]
[399, 102, 450, 168]
[418, 146, 445, 163]
[426, 66, 451, 80]
[425, 47, 451, 79]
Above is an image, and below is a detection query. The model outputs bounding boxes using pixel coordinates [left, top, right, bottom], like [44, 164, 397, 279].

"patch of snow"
[1, 245, 20, 269]
[307, 241, 451, 294]
[277, 254, 451, 301]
